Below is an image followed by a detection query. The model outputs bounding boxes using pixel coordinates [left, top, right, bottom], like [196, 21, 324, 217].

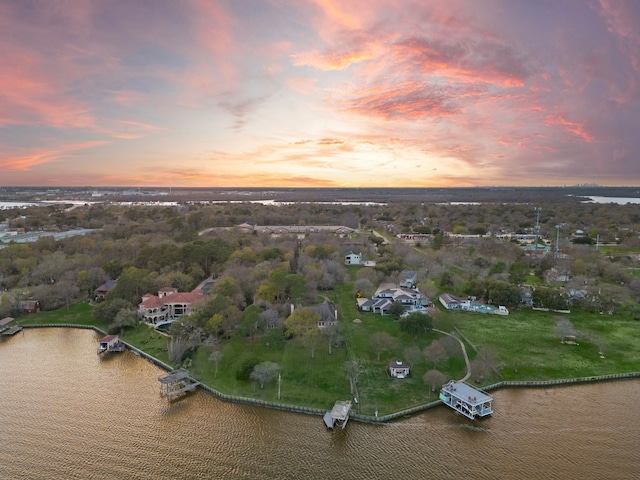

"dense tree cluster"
[1, 197, 639, 338]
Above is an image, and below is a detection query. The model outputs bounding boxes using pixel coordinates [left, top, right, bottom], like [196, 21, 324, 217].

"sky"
[1, 0, 640, 188]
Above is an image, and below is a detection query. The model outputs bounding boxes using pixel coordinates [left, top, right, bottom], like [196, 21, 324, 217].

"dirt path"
[433, 328, 472, 382]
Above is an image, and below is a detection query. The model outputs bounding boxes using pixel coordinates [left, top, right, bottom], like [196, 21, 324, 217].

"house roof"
[139, 290, 204, 309]
[0, 317, 15, 327]
[388, 360, 410, 369]
[439, 293, 461, 305]
[159, 286, 179, 294]
[98, 335, 118, 343]
[94, 279, 117, 294]
[297, 300, 336, 323]
[18, 300, 39, 308]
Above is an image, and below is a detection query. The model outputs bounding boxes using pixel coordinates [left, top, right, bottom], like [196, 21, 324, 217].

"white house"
[360, 283, 431, 315]
[439, 293, 462, 310]
[389, 360, 410, 378]
[344, 251, 362, 265]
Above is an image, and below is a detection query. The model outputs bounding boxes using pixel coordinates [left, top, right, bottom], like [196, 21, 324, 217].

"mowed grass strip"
[189, 333, 350, 409]
[451, 308, 640, 380]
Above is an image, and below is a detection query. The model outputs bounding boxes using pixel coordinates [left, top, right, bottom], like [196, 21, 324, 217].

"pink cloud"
[291, 48, 372, 71]
[0, 49, 96, 129]
[0, 140, 108, 172]
[545, 115, 594, 143]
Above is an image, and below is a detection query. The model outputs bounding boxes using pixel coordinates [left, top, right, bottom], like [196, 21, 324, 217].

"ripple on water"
[0, 328, 639, 480]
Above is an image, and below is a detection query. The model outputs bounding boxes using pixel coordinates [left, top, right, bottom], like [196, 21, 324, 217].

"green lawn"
[451, 308, 640, 380]
[12, 292, 640, 416]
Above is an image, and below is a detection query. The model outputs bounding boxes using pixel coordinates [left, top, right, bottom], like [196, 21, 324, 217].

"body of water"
[585, 196, 640, 205]
[0, 201, 38, 209]
[0, 328, 638, 479]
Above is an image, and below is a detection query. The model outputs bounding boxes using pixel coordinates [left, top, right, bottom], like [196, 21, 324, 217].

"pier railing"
[19, 324, 640, 424]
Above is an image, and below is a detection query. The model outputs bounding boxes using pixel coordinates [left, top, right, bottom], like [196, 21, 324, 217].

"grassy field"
[450, 308, 640, 380]
[12, 289, 640, 416]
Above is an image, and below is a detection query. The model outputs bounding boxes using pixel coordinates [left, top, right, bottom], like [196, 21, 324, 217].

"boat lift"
[439, 381, 493, 419]
[323, 400, 352, 429]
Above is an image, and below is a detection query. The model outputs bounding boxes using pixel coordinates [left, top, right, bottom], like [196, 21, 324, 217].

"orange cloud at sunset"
[0, 0, 639, 187]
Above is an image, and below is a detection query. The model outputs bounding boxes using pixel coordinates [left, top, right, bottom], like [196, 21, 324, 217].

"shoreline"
[18, 324, 640, 424]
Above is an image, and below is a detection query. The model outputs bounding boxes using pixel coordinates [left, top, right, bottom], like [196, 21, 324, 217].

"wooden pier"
[323, 400, 352, 429]
[97, 335, 125, 354]
[158, 369, 201, 400]
[439, 381, 493, 419]
[0, 317, 21, 336]
[1, 325, 23, 336]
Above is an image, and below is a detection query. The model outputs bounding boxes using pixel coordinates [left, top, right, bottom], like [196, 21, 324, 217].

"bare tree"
[250, 361, 280, 389]
[208, 349, 224, 378]
[354, 278, 375, 298]
[442, 334, 463, 358]
[423, 339, 448, 369]
[556, 317, 575, 342]
[403, 346, 422, 368]
[422, 369, 448, 392]
[470, 347, 501, 381]
[260, 308, 282, 329]
[344, 358, 365, 395]
[370, 332, 398, 361]
[168, 335, 191, 364]
[323, 324, 340, 355]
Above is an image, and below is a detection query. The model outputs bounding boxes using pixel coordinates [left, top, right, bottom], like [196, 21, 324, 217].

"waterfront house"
[138, 288, 205, 325]
[389, 360, 410, 378]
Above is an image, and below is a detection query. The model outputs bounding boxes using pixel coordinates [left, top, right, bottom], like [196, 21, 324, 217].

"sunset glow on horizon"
[1, 0, 640, 188]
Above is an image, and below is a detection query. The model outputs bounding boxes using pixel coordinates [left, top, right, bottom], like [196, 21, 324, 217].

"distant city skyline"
[1, 0, 640, 188]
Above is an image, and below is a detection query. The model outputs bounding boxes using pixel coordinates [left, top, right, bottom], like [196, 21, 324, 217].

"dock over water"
[0, 317, 22, 336]
[159, 369, 201, 400]
[324, 400, 352, 429]
[1, 325, 23, 336]
[97, 335, 125, 354]
[439, 381, 493, 419]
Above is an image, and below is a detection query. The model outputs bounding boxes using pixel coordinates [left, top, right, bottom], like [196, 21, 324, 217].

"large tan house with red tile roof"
[138, 287, 204, 325]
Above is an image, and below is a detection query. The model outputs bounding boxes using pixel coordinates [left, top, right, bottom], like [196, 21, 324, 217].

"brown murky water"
[0, 328, 638, 479]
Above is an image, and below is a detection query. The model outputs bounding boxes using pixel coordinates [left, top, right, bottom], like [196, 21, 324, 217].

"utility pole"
[534, 207, 541, 248]
[278, 373, 281, 400]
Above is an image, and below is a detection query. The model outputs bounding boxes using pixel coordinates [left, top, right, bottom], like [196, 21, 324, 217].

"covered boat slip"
[440, 381, 493, 420]
[0, 317, 22, 336]
[323, 400, 352, 429]
[158, 369, 201, 400]
[97, 335, 125, 354]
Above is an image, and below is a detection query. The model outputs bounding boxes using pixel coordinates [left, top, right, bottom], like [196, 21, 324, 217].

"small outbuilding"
[0, 316, 15, 333]
[17, 300, 40, 314]
[389, 360, 410, 378]
[97, 334, 124, 354]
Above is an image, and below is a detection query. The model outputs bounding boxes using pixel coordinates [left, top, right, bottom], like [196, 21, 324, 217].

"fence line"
[20, 324, 640, 424]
